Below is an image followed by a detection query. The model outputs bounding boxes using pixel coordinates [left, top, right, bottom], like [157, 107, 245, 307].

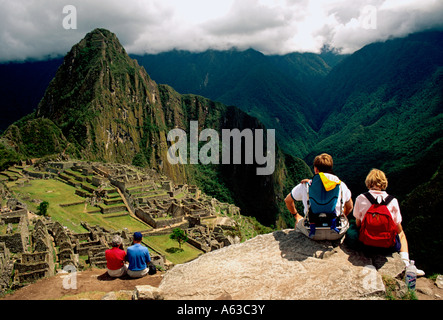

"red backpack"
[358, 192, 398, 248]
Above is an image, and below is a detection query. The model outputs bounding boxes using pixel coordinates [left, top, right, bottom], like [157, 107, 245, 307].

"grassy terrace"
[143, 234, 203, 265]
[7, 178, 148, 234]
[0, 167, 23, 182]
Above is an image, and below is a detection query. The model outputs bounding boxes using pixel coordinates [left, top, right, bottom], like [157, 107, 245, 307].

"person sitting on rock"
[126, 232, 151, 278]
[353, 168, 425, 276]
[105, 235, 128, 278]
[285, 153, 354, 236]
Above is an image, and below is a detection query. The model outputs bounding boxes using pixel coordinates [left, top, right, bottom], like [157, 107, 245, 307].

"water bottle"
[405, 260, 417, 290]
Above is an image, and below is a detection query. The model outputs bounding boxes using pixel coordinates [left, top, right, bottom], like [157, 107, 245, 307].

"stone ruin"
[1, 160, 241, 295]
[186, 224, 241, 253]
[0, 242, 12, 295]
[0, 210, 167, 295]
[0, 199, 29, 255]
[51, 161, 241, 254]
[0, 197, 57, 292]
[14, 218, 56, 284]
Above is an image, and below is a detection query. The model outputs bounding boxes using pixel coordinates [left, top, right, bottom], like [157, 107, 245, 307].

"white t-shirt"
[353, 190, 402, 225]
[290, 173, 352, 216]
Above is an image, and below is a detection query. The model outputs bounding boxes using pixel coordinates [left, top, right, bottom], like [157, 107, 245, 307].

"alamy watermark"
[167, 121, 275, 176]
[61, 265, 77, 290]
[62, 5, 77, 30]
[360, 5, 377, 30]
[361, 265, 384, 291]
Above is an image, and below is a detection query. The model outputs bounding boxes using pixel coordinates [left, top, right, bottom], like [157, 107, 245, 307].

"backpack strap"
[363, 192, 376, 204]
[339, 184, 344, 216]
[384, 195, 395, 206]
[363, 192, 395, 205]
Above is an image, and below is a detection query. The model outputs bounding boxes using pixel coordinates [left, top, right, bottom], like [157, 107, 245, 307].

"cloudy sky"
[1, 0, 443, 62]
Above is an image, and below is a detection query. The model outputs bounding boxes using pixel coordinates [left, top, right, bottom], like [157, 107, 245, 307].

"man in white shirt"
[284, 153, 354, 226]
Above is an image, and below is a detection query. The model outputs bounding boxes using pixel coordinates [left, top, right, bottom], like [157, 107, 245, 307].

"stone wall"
[14, 252, 52, 284]
[135, 208, 183, 229]
[0, 215, 29, 253]
[9, 218, 56, 286]
[50, 221, 78, 269]
[0, 242, 13, 295]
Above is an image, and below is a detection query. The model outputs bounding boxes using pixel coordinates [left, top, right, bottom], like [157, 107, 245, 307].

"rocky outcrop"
[158, 229, 405, 300]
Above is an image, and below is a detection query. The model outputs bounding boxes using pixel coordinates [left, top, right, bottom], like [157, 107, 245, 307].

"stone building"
[0, 242, 13, 295]
[11, 217, 55, 286]
[0, 200, 29, 254]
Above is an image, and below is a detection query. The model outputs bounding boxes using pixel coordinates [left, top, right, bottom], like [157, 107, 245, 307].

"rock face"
[159, 229, 405, 300]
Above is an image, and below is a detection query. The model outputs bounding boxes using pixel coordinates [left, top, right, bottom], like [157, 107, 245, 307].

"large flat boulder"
[158, 229, 402, 300]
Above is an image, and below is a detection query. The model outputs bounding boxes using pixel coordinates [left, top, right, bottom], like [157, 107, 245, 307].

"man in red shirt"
[105, 235, 127, 277]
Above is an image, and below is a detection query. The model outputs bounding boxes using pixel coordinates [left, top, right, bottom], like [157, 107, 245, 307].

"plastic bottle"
[405, 260, 417, 291]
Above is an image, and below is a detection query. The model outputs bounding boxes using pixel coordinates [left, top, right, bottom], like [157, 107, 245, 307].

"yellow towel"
[319, 172, 341, 191]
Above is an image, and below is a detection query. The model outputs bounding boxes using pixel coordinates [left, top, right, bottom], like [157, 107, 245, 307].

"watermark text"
[167, 121, 275, 176]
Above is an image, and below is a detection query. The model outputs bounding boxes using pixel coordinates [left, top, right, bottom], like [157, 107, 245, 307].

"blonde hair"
[313, 153, 334, 173]
[365, 169, 388, 190]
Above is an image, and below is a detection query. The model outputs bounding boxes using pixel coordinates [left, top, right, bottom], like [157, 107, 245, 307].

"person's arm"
[285, 193, 303, 223]
[397, 223, 410, 266]
[343, 198, 353, 217]
[397, 223, 408, 253]
[353, 194, 364, 227]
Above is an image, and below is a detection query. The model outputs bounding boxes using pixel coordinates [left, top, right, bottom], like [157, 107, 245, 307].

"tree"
[132, 152, 147, 167]
[169, 228, 188, 249]
[37, 201, 49, 216]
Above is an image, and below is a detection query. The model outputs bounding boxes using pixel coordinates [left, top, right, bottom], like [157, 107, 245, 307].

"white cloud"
[0, 0, 442, 61]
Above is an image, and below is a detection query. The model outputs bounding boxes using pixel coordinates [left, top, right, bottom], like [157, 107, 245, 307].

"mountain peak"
[85, 28, 116, 39]
[35, 28, 154, 162]
[79, 28, 123, 53]
[70, 28, 127, 67]
[36, 28, 146, 118]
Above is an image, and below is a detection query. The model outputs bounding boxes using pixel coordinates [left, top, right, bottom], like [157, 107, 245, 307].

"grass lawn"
[12, 178, 85, 205]
[144, 234, 203, 265]
[8, 178, 149, 233]
[104, 214, 152, 233]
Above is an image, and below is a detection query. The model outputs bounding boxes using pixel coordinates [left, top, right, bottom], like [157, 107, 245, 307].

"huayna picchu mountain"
[0, 28, 310, 228]
[35, 29, 163, 165]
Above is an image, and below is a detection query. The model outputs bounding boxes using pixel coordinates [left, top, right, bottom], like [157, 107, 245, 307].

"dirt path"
[1, 268, 163, 300]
